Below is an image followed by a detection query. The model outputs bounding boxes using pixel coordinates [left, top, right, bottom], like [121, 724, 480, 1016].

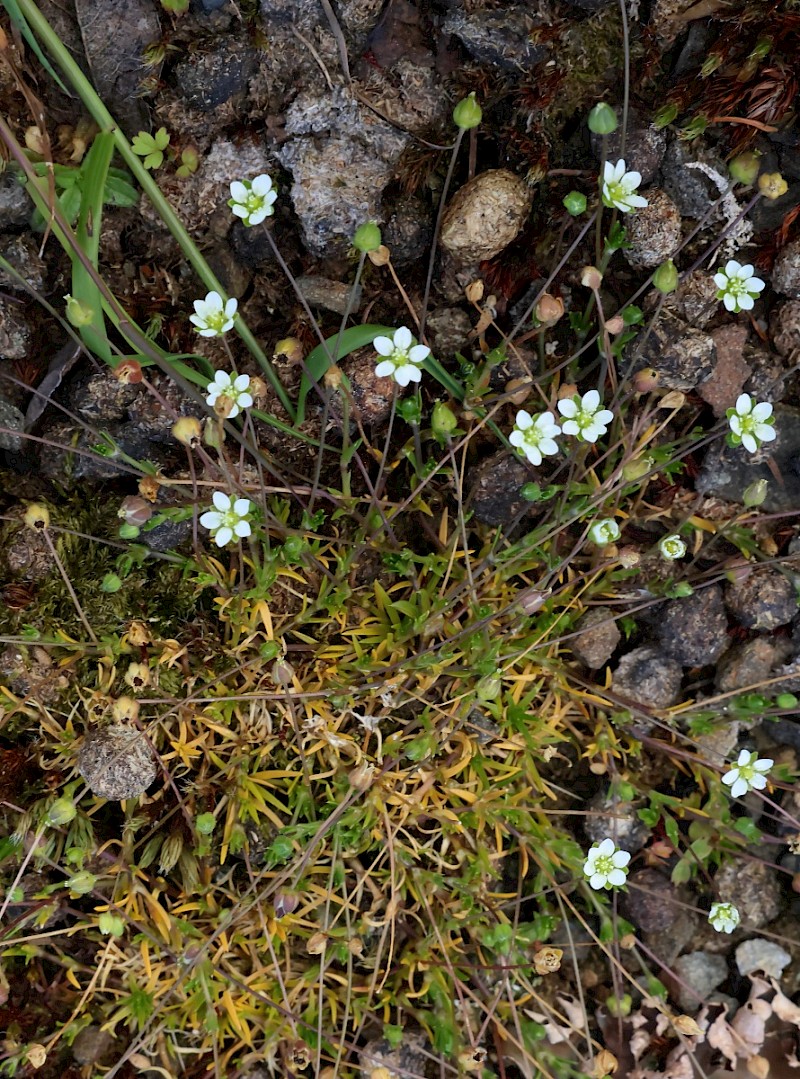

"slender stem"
[419, 127, 466, 340]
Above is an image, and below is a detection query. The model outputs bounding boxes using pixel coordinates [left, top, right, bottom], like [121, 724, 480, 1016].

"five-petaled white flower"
[199, 491, 252, 547]
[727, 393, 776, 454]
[722, 749, 773, 798]
[228, 174, 278, 227]
[205, 371, 253, 419]
[509, 410, 561, 466]
[589, 519, 621, 546]
[601, 160, 648, 213]
[713, 259, 765, 313]
[190, 291, 237, 337]
[583, 838, 631, 890]
[558, 389, 614, 443]
[708, 902, 740, 934]
[373, 327, 430, 387]
[658, 534, 686, 560]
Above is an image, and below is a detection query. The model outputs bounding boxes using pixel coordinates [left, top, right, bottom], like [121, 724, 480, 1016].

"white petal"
[230, 180, 248, 202]
[212, 491, 231, 511]
[557, 400, 577, 418]
[582, 426, 600, 443]
[729, 415, 743, 436]
[723, 293, 737, 312]
[623, 171, 642, 189]
[725, 260, 742, 276]
[612, 849, 631, 867]
[408, 344, 430, 364]
[607, 868, 627, 887]
[626, 194, 649, 208]
[523, 445, 542, 465]
[394, 326, 413, 350]
[215, 527, 233, 547]
[560, 420, 579, 436]
[249, 208, 268, 225]
[603, 160, 616, 182]
[721, 769, 736, 786]
[233, 374, 250, 391]
[738, 294, 755, 311]
[748, 277, 765, 292]
[197, 327, 217, 338]
[215, 370, 232, 387]
[737, 749, 751, 766]
[237, 393, 254, 409]
[741, 433, 757, 453]
[515, 410, 533, 430]
[713, 273, 728, 289]
[738, 264, 754, 278]
[539, 438, 559, 456]
[226, 403, 240, 419]
[394, 367, 411, 387]
[200, 511, 222, 529]
[756, 758, 773, 771]
[403, 365, 422, 383]
[373, 336, 394, 356]
[233, 520, 252, 538]
[735, 393, 752, 415]
[205, 392, 218, 407]
[252, 174, 273, 195]
[611, 160, 626, 182]
[233, 498, 251, 516]
[751, 402, 772, 421]
[731, 778, 748, 798]
[589, 872, 606, 890]
[189, 314, 205, 329]
[749, 773, 767, 790]
[375, 360, 395, 379]
[756, 424, 776, 443]
[509, 430, 524, 448]
[205, 291, 223, 310]
[597, 838, 615, 856]
[231, 205, 248, 219]
[582, 389, 600, 411]
[224, 298, 238, 318]
[597, 410, 614, 425]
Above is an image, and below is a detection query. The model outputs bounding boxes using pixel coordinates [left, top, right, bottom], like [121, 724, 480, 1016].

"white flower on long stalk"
[583, 838, 631, 890]
[199, 491, 252, 547]
[190, 291, 237, 337]
[713, 259, 765, 313]
[557, 389, 614, 443]
[373, 327, 430, 387]
[509, 410, 561, 466]
[727, 393, 776, 454]
[721, 749, 773, 798]
[205, 371, 253, 419]
[228, 174, 278, 226]
[708, 902, 740, 934]
[601, 160, 648, 213]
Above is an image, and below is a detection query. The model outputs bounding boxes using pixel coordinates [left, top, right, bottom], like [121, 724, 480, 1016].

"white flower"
[373, 327, 430, 387]
[589, 519, 620, 546]
[601, 160, 648, 213]
[509, 410, 561, 466]
[205, 371, 253, 419]
[557, 389, 614, 443]
[189, 291, 237, 337]
[583, 838, 631, 890]
[658, 534, 686, 560]
[228, 174, 278, 226]
[713, 259, 765, 313]
[199, 491, 252, 547]
[708, 902, 740, 934]
[727, 393, 776, 454]
[722, 749, 773, 799]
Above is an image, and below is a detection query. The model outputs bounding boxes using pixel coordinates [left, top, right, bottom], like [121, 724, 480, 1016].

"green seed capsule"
[563, 191, 587, 216]
[588, 102, 618, 135]
[353, 222, 382, 253]
[653, 259, 678, 294]
[453, 92, 482, 130]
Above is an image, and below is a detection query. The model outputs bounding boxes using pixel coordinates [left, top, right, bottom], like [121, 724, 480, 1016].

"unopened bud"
[272, 659, 295, 685]
[113, 359, 143, 385]
[274, 890, 300, 919]
[622, 455, 654, 481]
[476, 674, 502, 701]
[563, 190, 587, 216]
[465, 279, 485, 303]
[431, 400, 458, 439]
[653, 258, 679, 294]
[203, 417, 224, 449]
[605, 315, 625, 335]
[67, 871, 97, 895]
[172, 416, 202, 446]
[588, 102, 618, 134]
[758, 172, 788, 200]
[535, 293, 565, 324]
[323, 364, 344, 390]
[24, 503, 50, 531]
[348, 760, 375, 790]
[64, 293, 94, 327]
[353, 221, 382, 253]
[518, 588, 550, 615]
[46, 797, 76, 826]
[729, 151, 761, 187]
[453, 92, 482, 130]
[118, 496, 153, 527]
[581, 265, 603, 290]
[743, 478, 768, 507]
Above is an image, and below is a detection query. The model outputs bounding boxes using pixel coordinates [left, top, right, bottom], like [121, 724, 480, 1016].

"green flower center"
[594, 853, 615, 876]
[206, 311, 228, 332]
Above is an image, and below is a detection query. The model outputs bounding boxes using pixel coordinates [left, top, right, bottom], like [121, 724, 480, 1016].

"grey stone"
[173, 41, 256, 112]
[773, 239, 800, 299]
[673, 952, 728, 1013]
[358, 1032, 433, 1079]
[571, 607, 621, 669]
[661, 139, 726, 221]
[591, 117, 667, 184]
[622, 869, 681, 934]
[72, 1027, 116, 1066]
[0, 234, 46, 292]
[297, 275, 362, 316]
[630, 313, 716, 392]
[425, 307, 472, 359]
[383, 195, 433, 267]
[78, 722, 158, 800]
[696, 405, 800, 513]
[612, 645, 683, 710]
[584, 788, 649, 853]
[715, 856, 782, 929]
[442, 8, 546, 72]
[657, 585, 729, 667]
[468, 451, 535, 527]
[716, 637, 789, 693]
[330, 345, 395, 429]
[0, 396, 24, 452]
[735, 938, 791, 978]
[725, 567, 797, 631]
[0, 171, 31, 227]
[743, 343, 788, 404]
[770, 299, 800, 357]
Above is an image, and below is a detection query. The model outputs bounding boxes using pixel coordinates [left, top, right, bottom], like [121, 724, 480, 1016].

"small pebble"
[735, 938, 791, 979]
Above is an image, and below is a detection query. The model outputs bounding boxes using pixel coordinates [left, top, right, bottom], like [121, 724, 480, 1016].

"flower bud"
[653, 258, 678, 294]
[563, 190, 587, 216]
[605, 315, 625, 335]
[517, 588, 549, 615]
[24, 503, 50, 531]
[535, 293, 565, 324]
[729, 151, 761, 187]
[114, 359, 143, 385]
[274, 890, 300, 919]
[348, 760, 375, 791]
[431, 400, 458, 439]
[588, 102, 618, 134]
[453, 92, 482, 130]
[172, 416, 202, 446]
[367, 244, 391, 266]
[158, 833, 183, 875]
[622, 455, 654, 481]
[100, 573, 122, 593]
[67, 871, 97, 895]
[580, 265, 603, 290]
[98, 911, 125, 936]
[353, 221, 382, 253]
[46, 797, 76, 826]
[64, 293, 94, 327]
[118, 496, 153, 527]
[465, 279, 484, 303]
[743, 478, 768, 507]
[589, 518, 621, 546]
[758, 172, 788, 200]
[272, 659, 295, 685]
[397, 396, 422, 424]
[476, 674, 502, 701]
[203, 417, 224, 449]
[111, 696, 139, 722]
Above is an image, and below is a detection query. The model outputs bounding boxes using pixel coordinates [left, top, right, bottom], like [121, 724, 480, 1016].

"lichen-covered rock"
[279, 87, 407, 257]
[656, 586, 729, 667]
[725, 567, 797, 631]
[78, 723, 158, 800]
[715, 856, 782, 929]
[425, 307, 472, 358]
[297, 276, 362, 316]
[591, 115, 666, 184]
[383, 194, 433, 267]
[632, 312, 716, 392]
[0, 300, 34, 361]
[716, 637, 790, 694]
[771, 299, 800, 357]
[358, 1031, 432, 1079]
[661, 138, 726, 220]
[654, 270, 720, 329]
[612, 645, 683, 710]
[329, 345, 395, 429]
[440, 169, 533, 265]
[743, 343, 788, 404]
[0, 396, 24, 453]
[624, 189, 681, 269]
[172, 40, 256, 113]
[0, 171, 31, 227]
[584, 787, 649, 853]
[442, 7, 546, 71]
[698, 324, 751, 417]
[571, 607, 621, 669]
[0, 234, 46, 293]
[468, 451, 535, 526]
[773, 239, 800, 299]
[673, 952, 728, 1013]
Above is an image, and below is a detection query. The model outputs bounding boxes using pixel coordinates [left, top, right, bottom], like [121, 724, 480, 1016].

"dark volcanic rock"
[656, 586, 729, 667]
[468, 451, 534, 527]
[612, 645, 683, 710]
[725, 567, 797, 631]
